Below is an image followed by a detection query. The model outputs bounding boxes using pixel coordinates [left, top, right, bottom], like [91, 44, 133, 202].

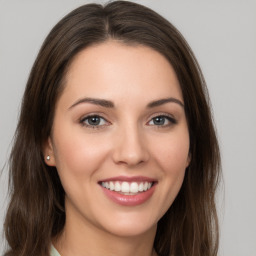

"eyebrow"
[68, 96, 184, 110]
[68, 97, 115, 109]
[147, 97, 184, 108]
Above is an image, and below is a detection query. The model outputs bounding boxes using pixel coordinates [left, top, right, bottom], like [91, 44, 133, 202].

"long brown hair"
[4, 1, 221, 256]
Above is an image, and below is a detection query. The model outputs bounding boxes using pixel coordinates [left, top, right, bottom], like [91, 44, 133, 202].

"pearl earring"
[46, 155, 50, 161]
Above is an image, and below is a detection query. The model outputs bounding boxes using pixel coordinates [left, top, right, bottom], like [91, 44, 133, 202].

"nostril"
[112, 145, 149, 166]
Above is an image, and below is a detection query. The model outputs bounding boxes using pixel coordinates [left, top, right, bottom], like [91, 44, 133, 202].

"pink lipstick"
[99, 176, 157, 206]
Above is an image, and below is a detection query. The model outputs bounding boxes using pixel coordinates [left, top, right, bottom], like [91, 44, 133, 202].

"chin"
[94, 210, 158, 238]
[104, 222, 157, 238]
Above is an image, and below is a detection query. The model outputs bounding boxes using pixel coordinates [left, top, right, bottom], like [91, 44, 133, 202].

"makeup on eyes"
[147, 113, 177, 126]
[79, 115, 110, 128]
[78, 112, 178, 130]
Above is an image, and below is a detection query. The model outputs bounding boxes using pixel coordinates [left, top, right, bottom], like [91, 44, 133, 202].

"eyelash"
[79, 115, 110, 129]
[148, 114, 177, 128]
[79, 113, 177, 129]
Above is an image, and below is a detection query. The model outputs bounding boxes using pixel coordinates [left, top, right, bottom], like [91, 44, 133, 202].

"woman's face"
[45, 40, 190, 237]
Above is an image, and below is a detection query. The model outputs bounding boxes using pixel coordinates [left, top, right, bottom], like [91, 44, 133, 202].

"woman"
[4, 1, 221, 256]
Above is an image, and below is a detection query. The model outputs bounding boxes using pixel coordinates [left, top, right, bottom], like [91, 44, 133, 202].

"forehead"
[60, 40, 183, 106]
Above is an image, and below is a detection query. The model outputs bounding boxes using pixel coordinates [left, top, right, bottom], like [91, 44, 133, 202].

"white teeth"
[114, 182, 121, 192]
[109, 181, 114, 191]
[101, 181, 153, 193]
[143, 182, 148, 191]
[121, 182, 130, 193]
[130, 182, 139, 193]
[138, 183, 144, 192]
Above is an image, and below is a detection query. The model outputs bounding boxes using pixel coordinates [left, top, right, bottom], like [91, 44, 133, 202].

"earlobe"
[43, 137, 56, 166]
[186, 153, 191, 168]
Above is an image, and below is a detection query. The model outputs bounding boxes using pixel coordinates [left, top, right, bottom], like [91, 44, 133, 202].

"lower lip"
[101, 185, 156, 206]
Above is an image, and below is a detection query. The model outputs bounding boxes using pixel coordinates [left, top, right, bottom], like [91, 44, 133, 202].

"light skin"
[44, 40, 190, 256]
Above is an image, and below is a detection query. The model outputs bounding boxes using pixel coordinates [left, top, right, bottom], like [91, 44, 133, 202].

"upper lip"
[99, 176, 157, 183]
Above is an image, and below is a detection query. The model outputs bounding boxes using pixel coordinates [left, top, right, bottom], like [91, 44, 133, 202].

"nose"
[112, 125, 149, 167]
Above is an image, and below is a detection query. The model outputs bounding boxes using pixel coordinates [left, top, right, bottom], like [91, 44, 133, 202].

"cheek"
[152, 131, 190, 173]
[52, 127, 110, 179]
[150, 132, 189, 215]
[150, 128, 189, 198]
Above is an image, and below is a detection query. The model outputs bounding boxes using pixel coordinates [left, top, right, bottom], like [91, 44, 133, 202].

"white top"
[50, 245, 61, 256]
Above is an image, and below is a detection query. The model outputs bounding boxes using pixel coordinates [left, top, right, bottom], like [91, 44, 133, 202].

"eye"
[148, 115, 176, 127]
[80, 115, 109, 128]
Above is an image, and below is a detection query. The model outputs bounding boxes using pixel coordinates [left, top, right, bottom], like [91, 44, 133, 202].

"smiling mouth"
[99, 181, 155, 195]
[98, 177, 157, 206]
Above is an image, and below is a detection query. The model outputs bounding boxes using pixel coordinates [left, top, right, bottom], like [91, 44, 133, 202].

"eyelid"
[147, 113, 177, 126]
[78, 112, 177, 129]
[79, 114, 111, 129]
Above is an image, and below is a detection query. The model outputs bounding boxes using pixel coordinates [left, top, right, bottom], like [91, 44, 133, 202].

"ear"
[43, 137, 56, 166]
[186, 152, 191, 168]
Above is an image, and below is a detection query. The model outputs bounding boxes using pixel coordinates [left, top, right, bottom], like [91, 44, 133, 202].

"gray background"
[0, 0, 255, 255]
